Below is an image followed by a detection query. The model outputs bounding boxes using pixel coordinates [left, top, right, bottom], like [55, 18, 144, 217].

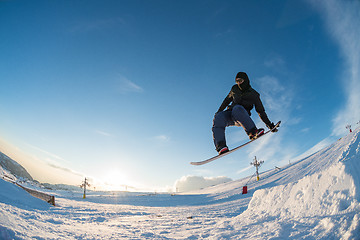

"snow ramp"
[220, 129, 360, 239]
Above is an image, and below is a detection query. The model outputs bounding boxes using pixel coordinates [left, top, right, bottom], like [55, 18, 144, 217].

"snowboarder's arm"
[217, 94, 232, 113]
[254, 94, 272, 128]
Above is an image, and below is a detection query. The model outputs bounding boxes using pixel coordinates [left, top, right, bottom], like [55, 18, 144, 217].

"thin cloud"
[264, 56, 287, 74]
[25, 143, 66, 163]
[236, 165, 252, 174]
[256, 75, 294, 124]
[301, 127, 310, 133]
[154, 135, 171, 142]
[215, 28, 235, 38]
[25, 144, 85, 178]
[47, 163, 84, 177]
[309, 0, 360, 136]
[117, 75, 144, 94]
[95, 130, 113, 137]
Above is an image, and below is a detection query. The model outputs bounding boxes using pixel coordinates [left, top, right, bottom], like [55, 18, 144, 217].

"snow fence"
[1, 175, 55, 206]
[15, 183, 55, 206]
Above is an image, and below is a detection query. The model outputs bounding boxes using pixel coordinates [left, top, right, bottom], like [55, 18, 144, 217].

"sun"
[98, 169, 132, 191]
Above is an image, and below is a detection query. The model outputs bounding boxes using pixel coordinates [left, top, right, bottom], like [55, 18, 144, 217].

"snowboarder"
[213, 72, 277, 155]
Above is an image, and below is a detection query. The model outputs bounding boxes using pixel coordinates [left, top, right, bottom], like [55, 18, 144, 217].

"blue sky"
[0, 0, 359, 191]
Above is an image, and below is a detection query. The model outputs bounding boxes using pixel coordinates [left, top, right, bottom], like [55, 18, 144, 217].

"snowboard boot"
[216, 141, 229, 155]
[248, 128, 265, 140]
[218, 146, 229, 155]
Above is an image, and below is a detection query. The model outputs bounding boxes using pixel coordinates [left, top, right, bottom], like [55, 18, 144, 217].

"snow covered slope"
[193, 128, 360, 239]
[0, 152, 33, 181]
[0, 129, 359, 239]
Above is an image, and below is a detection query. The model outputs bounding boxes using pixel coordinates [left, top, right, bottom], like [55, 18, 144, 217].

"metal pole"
[83, 178, 87, 199]
[251, 156, 264, 181]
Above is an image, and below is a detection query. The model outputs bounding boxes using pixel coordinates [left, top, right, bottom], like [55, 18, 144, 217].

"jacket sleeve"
[217, 92, 233, 113]
[254, 94, 272, 127]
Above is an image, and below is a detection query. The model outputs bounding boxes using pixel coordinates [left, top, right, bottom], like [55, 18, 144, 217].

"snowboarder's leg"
[212, 110, 234, 152]
[231, 105, 256, 135]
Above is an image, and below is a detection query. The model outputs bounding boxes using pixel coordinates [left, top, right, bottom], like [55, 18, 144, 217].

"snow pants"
[212, 105, 256, 152]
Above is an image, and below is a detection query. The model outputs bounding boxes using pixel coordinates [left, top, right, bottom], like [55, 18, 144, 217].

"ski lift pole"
[80, 177, 90, 199]
[251, 156, 264, 181]
[83, 178, 86, 199]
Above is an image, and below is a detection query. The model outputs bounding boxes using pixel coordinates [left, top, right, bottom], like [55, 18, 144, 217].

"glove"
[267, 122, 278, 132]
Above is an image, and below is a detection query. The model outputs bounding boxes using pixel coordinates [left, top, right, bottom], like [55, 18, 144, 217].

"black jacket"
[217, 84, 272, 128]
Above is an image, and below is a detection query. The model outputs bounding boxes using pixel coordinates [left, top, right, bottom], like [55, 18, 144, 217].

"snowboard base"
[190, 121, 281, 166]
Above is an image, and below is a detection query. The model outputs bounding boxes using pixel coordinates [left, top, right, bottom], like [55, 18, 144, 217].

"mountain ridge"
[0, 151, 33, 181]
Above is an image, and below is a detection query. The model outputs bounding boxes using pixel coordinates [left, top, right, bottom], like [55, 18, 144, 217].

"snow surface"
[1, 129, 360, 239]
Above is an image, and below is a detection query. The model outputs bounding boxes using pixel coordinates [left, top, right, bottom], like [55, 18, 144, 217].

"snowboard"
[190, 121, 281, 166]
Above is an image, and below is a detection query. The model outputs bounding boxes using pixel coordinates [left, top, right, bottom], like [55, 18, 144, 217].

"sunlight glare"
[99, 169, 131, 191]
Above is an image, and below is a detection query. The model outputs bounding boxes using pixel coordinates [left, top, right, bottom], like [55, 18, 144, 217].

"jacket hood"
[235, 72, 251, 91]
